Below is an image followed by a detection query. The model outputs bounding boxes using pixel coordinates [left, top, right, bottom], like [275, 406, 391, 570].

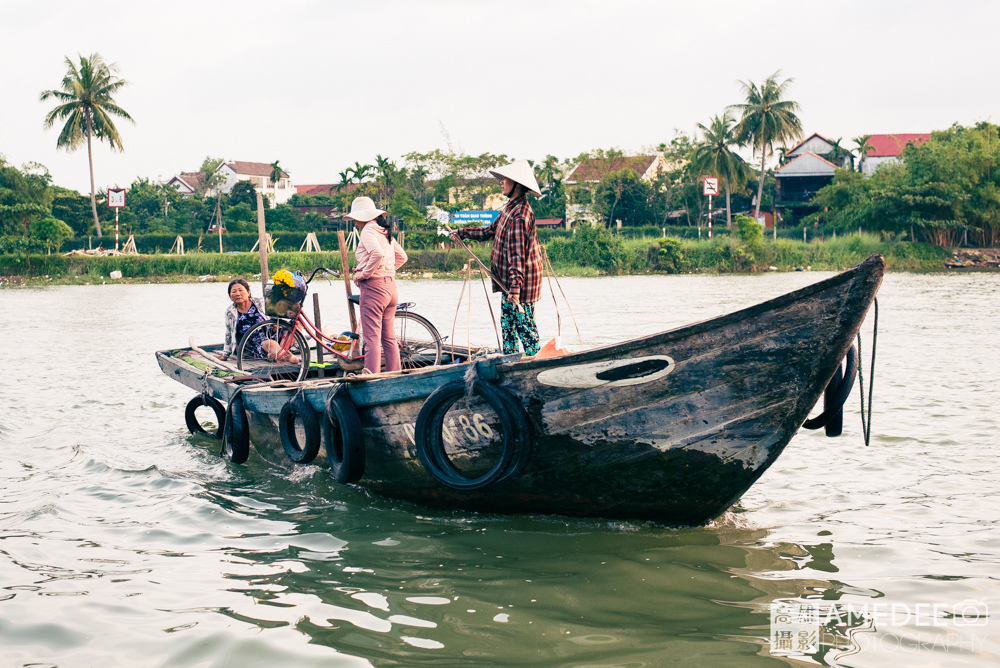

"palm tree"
[826, 138, 853, 170]
[730, 71, 802, 220]
[334, 169, 353, 193]
[853, 135, 875, 172]
[536, 155, 561, 195]
[40, 53, 133, 237]
[350, 161, 373, 182]
[690, 112, 751, 228]
[269, 160, 283, 188]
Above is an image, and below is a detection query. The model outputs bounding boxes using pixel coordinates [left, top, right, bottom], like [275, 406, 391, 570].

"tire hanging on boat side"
[415, 379, 532, 490]
[223, 391, 250, 464]
[803, 344, 858, 436]
[324, 395, 365, 483]
[279, 396, 321, 464]
[185, 394, 226, 439]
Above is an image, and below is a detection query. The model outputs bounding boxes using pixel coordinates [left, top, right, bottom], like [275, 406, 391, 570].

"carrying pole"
[256, 192, 269, 294]
[337, 229, 358, 333]
[313, 292, 324, 373]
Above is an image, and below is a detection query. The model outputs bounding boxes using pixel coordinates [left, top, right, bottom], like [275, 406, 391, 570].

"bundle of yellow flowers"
[272, 269, 296, 288]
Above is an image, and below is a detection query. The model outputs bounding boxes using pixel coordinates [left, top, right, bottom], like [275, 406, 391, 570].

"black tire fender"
[324, 395, 365, 483]
[279, 396, 321, 463]
[803, 345, 858, 434]
[415, 379, 531, 490]
[185, 394, 225, 439]
[222, 392, 250, 464]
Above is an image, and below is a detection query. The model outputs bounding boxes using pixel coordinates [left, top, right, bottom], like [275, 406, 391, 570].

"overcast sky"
[3, 0, 997, 193]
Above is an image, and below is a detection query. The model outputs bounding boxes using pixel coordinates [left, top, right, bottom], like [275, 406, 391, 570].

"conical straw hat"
[489, 160, 542, 197]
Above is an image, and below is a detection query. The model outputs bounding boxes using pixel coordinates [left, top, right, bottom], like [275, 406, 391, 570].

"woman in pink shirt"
[345, 197, 408, 374]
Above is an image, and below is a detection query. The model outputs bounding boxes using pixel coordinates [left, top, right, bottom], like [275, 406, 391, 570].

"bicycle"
[236, 267, 443, 382]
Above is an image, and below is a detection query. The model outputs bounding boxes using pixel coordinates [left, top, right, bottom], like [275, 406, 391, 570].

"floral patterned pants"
[500, 296, 540, 356]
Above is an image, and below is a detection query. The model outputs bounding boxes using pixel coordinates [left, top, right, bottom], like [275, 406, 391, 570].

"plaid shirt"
[458, 196, 542, 303]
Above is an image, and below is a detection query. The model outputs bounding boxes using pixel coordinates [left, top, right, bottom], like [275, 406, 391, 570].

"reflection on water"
[1, 272, 998, 666]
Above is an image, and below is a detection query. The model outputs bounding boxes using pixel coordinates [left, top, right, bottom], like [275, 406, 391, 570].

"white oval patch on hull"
[536, 355, 676, 389]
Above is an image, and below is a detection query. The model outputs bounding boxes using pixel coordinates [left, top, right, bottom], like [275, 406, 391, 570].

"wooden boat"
[157, 254, 885, 525]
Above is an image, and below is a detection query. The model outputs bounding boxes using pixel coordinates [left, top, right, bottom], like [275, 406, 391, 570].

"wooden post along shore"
[256, 192, 269, 294]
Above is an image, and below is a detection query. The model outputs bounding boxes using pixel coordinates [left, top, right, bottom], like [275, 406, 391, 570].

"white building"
[165, 161, 293, 207]
[860, 134, 931, 175]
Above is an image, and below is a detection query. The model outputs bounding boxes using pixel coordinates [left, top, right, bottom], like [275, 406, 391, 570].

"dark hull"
[157, 255, 885, 525]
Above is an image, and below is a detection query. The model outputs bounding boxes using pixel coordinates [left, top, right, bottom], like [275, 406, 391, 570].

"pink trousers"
[358, 276, 401, 374]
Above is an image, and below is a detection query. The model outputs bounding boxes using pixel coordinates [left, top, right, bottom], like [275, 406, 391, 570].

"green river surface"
[1, 270, 997, 667]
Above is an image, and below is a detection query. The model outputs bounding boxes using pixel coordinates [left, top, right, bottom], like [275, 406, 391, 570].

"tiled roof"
[565, 155, 658, 182]
[295, 183, 359, 196]
[180, 171, 206, 187]
[536, 218, 565, 227]
[866, 134, 931, 158]
[225, 161, 290, 178]
[786, 132, 834, 155]
[774, 152, 839, 177]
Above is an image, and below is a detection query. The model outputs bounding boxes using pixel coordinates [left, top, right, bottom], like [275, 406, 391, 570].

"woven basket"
[264, 283, 307, 318]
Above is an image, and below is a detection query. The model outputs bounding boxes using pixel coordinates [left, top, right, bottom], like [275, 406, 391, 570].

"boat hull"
[158, 255, 884, 525]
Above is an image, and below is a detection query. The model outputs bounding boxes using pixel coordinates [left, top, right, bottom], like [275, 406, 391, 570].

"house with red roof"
[164, 171, 206, 195]
[219, 161, 293, 206]
[165, 160, 294, 207]
[563, 154, 666, 225]
[860, 134, 931, 175]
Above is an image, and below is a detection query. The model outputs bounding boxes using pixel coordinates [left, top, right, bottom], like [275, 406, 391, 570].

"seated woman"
[216, 278, 297, 363]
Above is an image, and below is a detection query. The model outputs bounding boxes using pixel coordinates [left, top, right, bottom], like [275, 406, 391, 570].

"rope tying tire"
[803, 344, 858, 436]
[222, 390, 250, 463]
[279, 396, 321, 463]
[415, 379, 532, 490]
[185, 394, 225, 439]
[323, 390, 365, 483]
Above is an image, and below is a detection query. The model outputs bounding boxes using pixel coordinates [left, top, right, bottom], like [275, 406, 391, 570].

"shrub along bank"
[1, 230, 949, 282]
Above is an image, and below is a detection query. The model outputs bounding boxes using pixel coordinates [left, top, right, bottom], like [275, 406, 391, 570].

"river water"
[1, 269, 998, 667]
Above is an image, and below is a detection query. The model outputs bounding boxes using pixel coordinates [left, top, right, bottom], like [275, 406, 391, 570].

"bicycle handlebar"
[305, 267, 336, 284]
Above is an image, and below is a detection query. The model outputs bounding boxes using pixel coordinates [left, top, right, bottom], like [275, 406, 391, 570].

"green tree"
[51, 188, 92, 237]
[594, 169, 652, 227]
[730, 71, 802, 220]
[0, 158, 53, 237]
[229, 180, 257, 209]
[199, 156, 226, 195]
[690, 112, 750, 228]
[40, 53, 134, 237]
[30, 217, 73, 252]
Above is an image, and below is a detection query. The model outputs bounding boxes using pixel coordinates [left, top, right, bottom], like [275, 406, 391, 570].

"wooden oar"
[188, 337, 243, 374]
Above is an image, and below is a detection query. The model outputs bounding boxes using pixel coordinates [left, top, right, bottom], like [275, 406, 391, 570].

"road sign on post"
[702, 177, 718, 239]
[108, 188, 127, 251]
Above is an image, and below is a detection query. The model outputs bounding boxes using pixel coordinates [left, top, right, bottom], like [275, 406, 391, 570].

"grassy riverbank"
[0, 235, 952, 286]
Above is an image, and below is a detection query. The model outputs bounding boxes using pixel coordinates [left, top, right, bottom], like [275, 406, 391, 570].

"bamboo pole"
[337, 229, 358, 333]
[256, 191, 268, 294]
[313, 292, 324, 366]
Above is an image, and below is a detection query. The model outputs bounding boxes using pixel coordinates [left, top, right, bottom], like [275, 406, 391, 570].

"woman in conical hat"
[346, 196, 408, 373]
[452, 159, 543, 356]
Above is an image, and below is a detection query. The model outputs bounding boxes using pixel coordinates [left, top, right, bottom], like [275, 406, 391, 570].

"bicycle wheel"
[395, 311, 442, 369]
[236, 319, 310, 382]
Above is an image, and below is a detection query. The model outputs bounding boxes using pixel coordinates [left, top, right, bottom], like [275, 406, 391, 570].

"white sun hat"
[489, 159, 542, 197]
[344, 196, 386, 222]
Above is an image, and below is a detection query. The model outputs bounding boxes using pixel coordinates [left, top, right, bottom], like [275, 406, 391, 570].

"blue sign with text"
[452, 210, 499, 225]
